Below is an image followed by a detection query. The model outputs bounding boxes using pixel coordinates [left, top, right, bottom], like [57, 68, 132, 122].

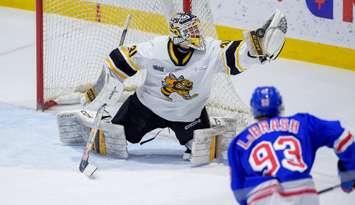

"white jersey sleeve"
[218, 40, 261, 74]
[104, 43, 141, 83]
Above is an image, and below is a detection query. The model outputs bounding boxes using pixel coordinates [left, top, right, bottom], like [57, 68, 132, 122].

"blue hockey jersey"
[228, 113, 355, 204]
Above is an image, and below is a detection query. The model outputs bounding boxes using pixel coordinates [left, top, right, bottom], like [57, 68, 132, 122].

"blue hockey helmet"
[250, 86, 283, 118]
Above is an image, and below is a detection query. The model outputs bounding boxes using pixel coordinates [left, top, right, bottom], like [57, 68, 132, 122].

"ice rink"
[0, 7, 355, 205]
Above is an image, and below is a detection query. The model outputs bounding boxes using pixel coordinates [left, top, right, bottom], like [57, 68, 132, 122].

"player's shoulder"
[229, 133, 245, 152]
[204, 37, 221, 50]
[150, 36, 170, 45]
[204, 37, 234, 47]
[291, 112, 317, 121]
[194, 37, 218, 54]
[134, 36, 169, 57]
[204, 36, 218, 44]
[136, 36, 168, 49]
[233, 122, 257, 142]
[230, 121, 265, 151]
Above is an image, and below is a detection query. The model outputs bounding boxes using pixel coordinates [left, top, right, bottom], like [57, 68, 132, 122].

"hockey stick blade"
[79, 158, 89, 173]
[78, 104, 106, 177]
[79, 148, 98, 177]
[80, 159, 97, 177]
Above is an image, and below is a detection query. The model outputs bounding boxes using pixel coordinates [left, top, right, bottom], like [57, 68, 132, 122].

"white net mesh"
[42, 0, 253, 123]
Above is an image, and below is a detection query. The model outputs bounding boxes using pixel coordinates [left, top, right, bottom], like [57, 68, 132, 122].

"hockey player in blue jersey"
[228, 86, 355, 205]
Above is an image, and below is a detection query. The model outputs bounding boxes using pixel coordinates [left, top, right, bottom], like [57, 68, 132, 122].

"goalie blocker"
[57, 65, 129, 159]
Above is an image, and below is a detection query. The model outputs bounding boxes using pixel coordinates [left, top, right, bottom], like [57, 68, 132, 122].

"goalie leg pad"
[93, 124, 128, 159]
[190, 117, 248, 165]
[216, 130, 236, 162]
[58, 110, 128, 159]
[57, 111, 90, 144]
[210, 116, 253, 162]
[210, 117, 238, 131]
[190, 130, 236, 165]
[190, 127, 227, 166]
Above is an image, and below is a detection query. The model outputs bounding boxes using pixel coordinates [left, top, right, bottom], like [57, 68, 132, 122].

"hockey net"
[36, 0, 253, 127]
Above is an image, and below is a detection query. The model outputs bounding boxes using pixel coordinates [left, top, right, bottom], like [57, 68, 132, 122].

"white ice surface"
[0, 7, 355, 205]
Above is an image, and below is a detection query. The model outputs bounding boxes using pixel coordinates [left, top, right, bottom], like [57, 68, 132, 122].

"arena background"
[0, 0, 354, 70]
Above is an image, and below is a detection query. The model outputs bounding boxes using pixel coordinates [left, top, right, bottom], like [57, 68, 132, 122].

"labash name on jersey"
[237, 118, 300, 150]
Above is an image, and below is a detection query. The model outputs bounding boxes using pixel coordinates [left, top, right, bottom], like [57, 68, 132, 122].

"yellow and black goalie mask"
[169, 12, 205, 51]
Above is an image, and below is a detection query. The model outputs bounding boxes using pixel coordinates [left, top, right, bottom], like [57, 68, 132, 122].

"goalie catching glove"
[244, 9, 287, 63]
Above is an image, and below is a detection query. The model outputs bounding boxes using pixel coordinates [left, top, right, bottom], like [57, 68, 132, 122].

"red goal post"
[36, 0, 44, 110]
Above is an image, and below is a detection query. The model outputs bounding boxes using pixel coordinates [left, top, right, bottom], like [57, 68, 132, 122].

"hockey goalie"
[57, 10, 287, 165]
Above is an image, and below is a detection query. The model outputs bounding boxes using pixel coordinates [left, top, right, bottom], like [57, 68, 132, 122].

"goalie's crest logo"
[161, 73, 198, 101]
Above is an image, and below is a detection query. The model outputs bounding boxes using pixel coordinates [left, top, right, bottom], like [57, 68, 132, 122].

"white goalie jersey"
[105, 36, 259, 122]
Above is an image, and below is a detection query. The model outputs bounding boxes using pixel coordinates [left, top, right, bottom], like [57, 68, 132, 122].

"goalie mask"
[169, 12, 205, 50]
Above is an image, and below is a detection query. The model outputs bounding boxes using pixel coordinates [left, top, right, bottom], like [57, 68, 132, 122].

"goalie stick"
[79, 14, 132, 177]
[79, 103, 106, 177]
[119, 14, 131, 47]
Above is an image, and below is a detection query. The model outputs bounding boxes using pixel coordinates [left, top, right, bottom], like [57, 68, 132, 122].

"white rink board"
[102, 0, 355, 49]
[209, 0, 354, 49]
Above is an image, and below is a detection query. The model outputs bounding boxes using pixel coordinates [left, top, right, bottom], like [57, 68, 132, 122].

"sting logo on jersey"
[161, 73, 198, 101]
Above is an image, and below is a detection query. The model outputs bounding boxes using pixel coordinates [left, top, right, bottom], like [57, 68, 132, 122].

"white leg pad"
[102, 125, 128, 159]
[57, 110, 128, 159]
[216, 130, 236, 162]
[190, 127, 226, 166]
[57, 111, 89, 144]
[210, 116, 253, 133]
[190, 117, 247, 165]
[210, 116, 252, 162]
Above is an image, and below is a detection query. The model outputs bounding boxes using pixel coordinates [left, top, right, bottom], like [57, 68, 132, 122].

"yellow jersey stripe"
[105, 58, 128, 80]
